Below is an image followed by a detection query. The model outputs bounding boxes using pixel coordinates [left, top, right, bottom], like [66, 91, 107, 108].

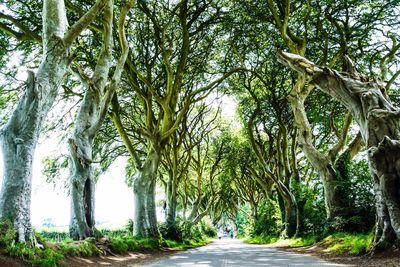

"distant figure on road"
[218, 231, 222, 239]
[230, 231, 234, 239]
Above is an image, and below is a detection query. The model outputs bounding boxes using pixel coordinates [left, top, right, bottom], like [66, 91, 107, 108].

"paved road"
[146, 238, 347, 267]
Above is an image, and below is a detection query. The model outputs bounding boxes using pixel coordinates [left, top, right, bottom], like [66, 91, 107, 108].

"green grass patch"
[245, 232, 372, 255]
[245, 235, 279, 244]
[163, 238, 210, 249]
[109, 235, 160, 254]
[322, 232, 373, 254]
[283, 236, 318, 247]
[60, 237, 102, 257]
[245, 235, 316, 247]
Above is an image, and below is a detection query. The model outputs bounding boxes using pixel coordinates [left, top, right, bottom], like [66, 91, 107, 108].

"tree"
[0, 0, 107, 242]
[181, 106, 224, 234]
[111, 0, 242, 237]
[160, 101, 218, 238]
[278, 51, 400, 250]
[260, 0, 397, 230]
[68, 0, 134, 240]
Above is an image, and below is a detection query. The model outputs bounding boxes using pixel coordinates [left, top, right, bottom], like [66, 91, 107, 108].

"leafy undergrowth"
[0, 219, 210, 267]
[246, 232, 373, 255]
[108, 236, 160, 254]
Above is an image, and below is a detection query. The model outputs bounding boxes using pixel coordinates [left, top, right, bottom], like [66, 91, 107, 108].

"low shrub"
[158, 222, 183, 241]
[38, 231, 68, 242]
[109, 237, 129, 254]
[109, 235, 159, 254]
[7, 243, 63, 267]
[0, 219, 16, 248]
[200, 221, 217, 238]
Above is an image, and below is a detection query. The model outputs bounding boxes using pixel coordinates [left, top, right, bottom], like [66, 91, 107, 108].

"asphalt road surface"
[146, 238, 347, 267]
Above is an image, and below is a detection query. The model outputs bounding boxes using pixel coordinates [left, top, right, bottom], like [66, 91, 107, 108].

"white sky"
[0, 140, 135, 228]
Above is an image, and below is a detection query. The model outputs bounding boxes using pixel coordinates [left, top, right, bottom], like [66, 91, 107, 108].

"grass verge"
[0, 219, 211, 267]
[245, 232, 373, 255]
[322, 232, 373, 254]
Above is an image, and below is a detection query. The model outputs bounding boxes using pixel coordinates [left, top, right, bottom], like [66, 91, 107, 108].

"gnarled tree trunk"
[166, 177, 178, 227]
[278, 184, 298, 237]
[278, 51, 400, 249]
[132, 145, 161, 237]
[68, 91, 99, 240]
[0, 0, 107, 242]
[165, 172, 179, 238]
[68, 0, 132, 240]
[0, 0, 69, 242]
[288, 77, 360, 230]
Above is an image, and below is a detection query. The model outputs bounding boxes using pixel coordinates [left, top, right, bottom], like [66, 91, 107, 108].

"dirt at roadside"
[0, 254, 30, 267]
[0, 247, 180, 267]
[270, 243, 400, 267]
[59, 248, 180, 267]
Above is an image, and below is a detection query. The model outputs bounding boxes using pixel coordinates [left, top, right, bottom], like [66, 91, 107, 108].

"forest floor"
[270, 242, 400, 267]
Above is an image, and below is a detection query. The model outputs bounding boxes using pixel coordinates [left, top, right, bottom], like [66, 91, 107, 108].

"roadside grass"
[245, 235, 279, 244]
[109, 236, 160, 254]
[245, 232, 373, 255]
[163, 238, 211, 249]
[0, 219, 211, 267]
[321, 232, 373, 254]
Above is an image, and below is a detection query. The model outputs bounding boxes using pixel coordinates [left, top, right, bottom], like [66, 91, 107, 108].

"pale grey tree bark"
[68, 0, 134, 240]
[278, 51, 400, 249]
[132, 144, 161, 237]
[0, 0, 107, 242]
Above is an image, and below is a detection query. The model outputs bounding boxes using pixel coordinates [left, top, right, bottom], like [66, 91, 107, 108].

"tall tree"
[0, 0, 107, 242]
[160, 102, 217, 238]
[111, 0, 242, 237]
[68, 0, 134, 240]
[278, 51, 400, 250]
[260, 0, 395, 228]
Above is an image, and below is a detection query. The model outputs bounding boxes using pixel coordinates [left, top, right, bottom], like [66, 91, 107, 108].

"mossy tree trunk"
[132, 145, 161, 237]
[68, 0, 133, 240]
[288, 82, 362, 229]
[247, 102, 299, 237]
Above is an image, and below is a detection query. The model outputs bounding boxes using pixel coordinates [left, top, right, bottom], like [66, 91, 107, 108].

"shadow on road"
[147, 238, 347, 267]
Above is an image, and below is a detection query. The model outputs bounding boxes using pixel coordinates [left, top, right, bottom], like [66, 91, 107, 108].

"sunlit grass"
[163, 238, 211, 249]
[245, 235, 279, 244]
[246, 232, 373, 255]
[109, 236, 160, 253]
[245, 235, 316, 246]
[323, 232, 373, 254]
